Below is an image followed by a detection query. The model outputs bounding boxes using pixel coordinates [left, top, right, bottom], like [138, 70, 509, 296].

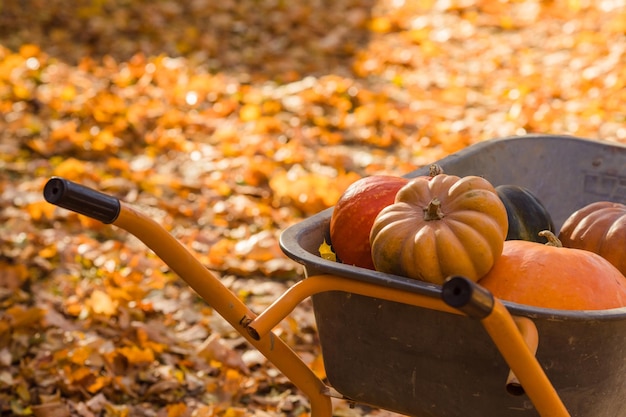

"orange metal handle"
[112, 203, 333, 416]
[44, 178, 333, 417]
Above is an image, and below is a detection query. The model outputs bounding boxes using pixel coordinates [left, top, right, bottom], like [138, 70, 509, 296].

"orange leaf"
[207, 239, 235, 267]
[222, 369, 244, 396]
[26, 200, 57, 222]
[68, 366, 93, 384]
[309, 352, 327, 380]
[0, 262, 29, 291]
[166, 403, 188, 417]
[19, 44, 41, 58]
[117, 346, 155, 364]
[6, 306, 45, 329]
[53, 158, 87, 181]
[87, 376, 111, 394]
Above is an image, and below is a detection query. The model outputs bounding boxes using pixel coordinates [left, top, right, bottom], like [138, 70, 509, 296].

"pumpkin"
[480, 231, 626, 310]
[496, 185, 555, 243]
[370, 174, 508, 284]
[558, 201, 626, 276]
[329, 165, 444, 270]
[329, 175, 409, 269]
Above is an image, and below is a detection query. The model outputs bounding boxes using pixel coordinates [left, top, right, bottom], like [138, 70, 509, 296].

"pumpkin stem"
[429, 164, 444, 177]
[424, 198, 444, 221]
[539, 230, 562, 247]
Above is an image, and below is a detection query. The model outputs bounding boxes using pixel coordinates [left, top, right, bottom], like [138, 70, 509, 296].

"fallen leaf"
[318, 240, 336, 262]
[88, 290, 118, 317]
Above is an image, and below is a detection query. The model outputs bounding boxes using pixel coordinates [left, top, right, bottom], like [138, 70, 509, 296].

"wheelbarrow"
[43, 134, 626, 417]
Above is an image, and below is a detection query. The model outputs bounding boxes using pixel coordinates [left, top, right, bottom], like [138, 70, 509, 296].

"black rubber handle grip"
[441, 276, 494, 319]
[43, 177, 121, 224]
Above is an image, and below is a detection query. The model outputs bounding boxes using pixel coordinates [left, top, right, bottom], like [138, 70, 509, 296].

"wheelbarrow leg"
[43, 178, 333, 417]
[113, 203, 334, 417]
[247, 273, 570, 417]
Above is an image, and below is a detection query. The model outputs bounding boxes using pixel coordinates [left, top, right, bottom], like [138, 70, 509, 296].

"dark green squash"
[496, 184, 555, 243]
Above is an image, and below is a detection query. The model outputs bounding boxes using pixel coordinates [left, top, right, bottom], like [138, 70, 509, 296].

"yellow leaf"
[239, 103, 262, 122]
[60, 85, 76, 101]
[15, 379, 31, 402]
[368, 17, 393, 33]
[319, 239, 336, 262]
[567, 0, 582, 12]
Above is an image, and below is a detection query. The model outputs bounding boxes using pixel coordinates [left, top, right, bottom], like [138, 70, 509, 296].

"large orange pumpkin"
[370, 174, 508, 284]
[480, 231, 626, 310]
[329, 175, 409, 269]
[558, 201, 626, 276]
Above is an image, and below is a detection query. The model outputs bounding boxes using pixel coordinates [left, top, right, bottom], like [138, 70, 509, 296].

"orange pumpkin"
[370, 174, 508, 284]
[480, 231, 626, 310]
[558, 201, 626, 276]
[330, 175, 410, 269]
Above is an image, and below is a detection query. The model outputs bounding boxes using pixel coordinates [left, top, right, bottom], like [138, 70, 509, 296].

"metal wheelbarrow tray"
[279, 134, 626, 417]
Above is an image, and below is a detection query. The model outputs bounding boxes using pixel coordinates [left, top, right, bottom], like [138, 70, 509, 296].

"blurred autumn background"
[1, 0, 625, 416]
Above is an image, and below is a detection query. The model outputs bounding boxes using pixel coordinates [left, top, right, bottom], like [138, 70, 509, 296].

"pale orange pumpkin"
[480, 231, 626, 310]
[369, 174, 508, 284]
[558, 201, 626, 276]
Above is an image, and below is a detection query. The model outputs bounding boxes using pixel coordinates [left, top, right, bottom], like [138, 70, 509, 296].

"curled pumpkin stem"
[424, 198, 444, 221]
[539, 230, 562, 247]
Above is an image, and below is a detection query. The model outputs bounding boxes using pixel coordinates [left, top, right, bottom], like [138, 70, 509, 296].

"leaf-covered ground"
[1, 0, 625, 416]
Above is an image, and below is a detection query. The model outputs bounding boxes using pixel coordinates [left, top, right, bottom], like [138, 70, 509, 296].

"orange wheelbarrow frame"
[43, 177, 570, 417]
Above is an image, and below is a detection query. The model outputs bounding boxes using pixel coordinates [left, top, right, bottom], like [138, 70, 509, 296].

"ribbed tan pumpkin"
[558, 201, 626, 276]
[369, 174, 508, 284]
